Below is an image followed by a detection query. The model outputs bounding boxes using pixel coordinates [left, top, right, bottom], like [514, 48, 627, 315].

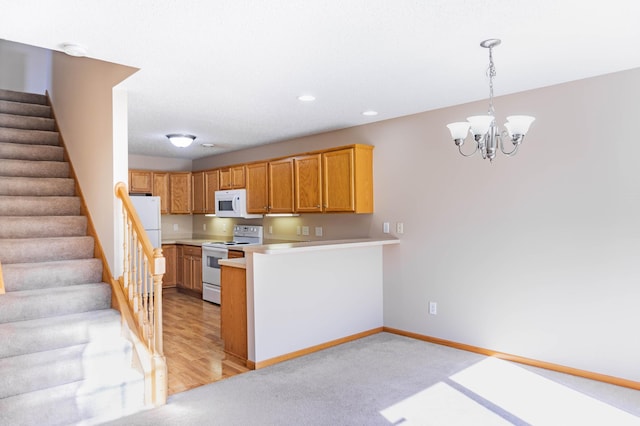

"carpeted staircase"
[0, 89, 145, 425]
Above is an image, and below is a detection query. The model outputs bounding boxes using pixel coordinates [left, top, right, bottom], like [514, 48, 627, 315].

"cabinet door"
[220, 165, 246, 189]
[294, 154, 323, 213]
[161, 244, 177, 287]
[191, 171, 206, 214]
[231, 165, 246, 188]
[322, 148, 355, 212]
[205, 170, 220, 214]
[169, 172, 191, 214]
[176, 245, 184, 287]
[181, 255, 192, 290]
[269, 158, 294, 213]
[129, 170, 153, 194]
[152, 172, 170, 214]
[219, 168, 231, 189]
[246, 162, 269, 214]
[221, 265, 248, 360]
[192, 255, 202, 293]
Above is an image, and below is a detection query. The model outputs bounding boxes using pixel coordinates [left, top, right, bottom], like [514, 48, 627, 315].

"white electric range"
[201, 225, 263, 304]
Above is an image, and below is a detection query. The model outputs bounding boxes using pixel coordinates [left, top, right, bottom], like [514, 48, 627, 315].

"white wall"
[248, 245, 383, 363]
[48, 52, 137, 275]
[0, 39, 51, 94]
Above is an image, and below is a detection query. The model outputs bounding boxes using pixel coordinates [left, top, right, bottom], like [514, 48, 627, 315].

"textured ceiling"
[2, 0, 640, 159]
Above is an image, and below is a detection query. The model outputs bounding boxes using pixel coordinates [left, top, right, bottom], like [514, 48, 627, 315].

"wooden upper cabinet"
[220, 165, 246, 189]
[169, 172, 191, 214]
[322, 148, 355, 212]
[322, 145, 373, 213]
[294, 153, 323, 213]
[204, 170, 220, 214]
[269, 158, 295, 213]
[152, 172, 169, 214]
[129, 170, 153, 194]
[191, 171, 206, 214]
[246, 162, 269, 214]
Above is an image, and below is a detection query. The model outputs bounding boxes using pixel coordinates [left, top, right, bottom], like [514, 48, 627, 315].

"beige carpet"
[107, 332, 640, 425]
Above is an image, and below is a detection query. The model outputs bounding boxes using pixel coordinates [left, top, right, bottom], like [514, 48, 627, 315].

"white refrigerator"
[130, 196, 162, 249]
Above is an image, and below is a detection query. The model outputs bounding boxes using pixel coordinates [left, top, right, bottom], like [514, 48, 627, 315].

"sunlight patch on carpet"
[449, 357, 640, 425]
[380, 381, 512, 425]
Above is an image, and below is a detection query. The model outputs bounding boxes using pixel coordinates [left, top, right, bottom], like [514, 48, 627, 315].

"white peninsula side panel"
[248, 245, 384, 364]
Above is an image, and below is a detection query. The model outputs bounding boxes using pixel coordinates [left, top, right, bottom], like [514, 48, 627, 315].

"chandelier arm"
[457, 141, 479, 157]
[499, 133, 521, 156]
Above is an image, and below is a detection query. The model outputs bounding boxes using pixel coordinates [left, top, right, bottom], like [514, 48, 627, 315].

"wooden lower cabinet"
[221, 265, 247, 362]
[177, 245, 202, 295]
[161, 244, 177, 288]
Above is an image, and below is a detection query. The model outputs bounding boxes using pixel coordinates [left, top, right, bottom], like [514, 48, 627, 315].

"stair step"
[0, 158, 68, 178]
[0, 216, 87, 239]
[0, 309, 121, 359]
[0, 99, 51, 118]
[0, 235, 95, 264]
[0, 141, 64, 161]
[0, 371, 145, 426]
[0, 339, 133, 399]
[0, 195, 80, 216]
[2, 258, 101, 291]
[0, 282, 112, 324]
[0, 127, 59, 145]
[0, 112, 55, 131]
[0, 89, 47, 105]
[0, 176, 75, 196]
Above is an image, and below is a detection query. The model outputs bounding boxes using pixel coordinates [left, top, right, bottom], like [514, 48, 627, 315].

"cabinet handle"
[317, 205, 320, 208]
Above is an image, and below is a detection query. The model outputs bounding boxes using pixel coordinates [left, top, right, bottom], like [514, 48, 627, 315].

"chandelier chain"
[486, 46, 497, 116]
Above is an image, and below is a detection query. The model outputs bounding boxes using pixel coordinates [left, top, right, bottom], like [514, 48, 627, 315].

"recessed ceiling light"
[61, 43, 88, 57]
[298, 95, 316, 102]
[362, 110, 378, 116]
[201, 143, 215, 148]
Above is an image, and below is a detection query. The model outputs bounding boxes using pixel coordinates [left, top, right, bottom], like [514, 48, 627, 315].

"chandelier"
[446, 39, 535, 162]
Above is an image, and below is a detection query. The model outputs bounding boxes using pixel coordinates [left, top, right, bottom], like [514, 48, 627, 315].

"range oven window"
[206, 254, 221, 269]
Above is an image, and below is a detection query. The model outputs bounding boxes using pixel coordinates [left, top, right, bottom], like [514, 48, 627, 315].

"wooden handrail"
[114, 181, 167, 405]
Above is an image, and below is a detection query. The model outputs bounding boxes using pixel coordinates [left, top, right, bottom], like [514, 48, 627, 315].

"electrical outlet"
[296, 226, 301, 235]
[396, 222, 404, 234]
[269, 225, 273, 234]
[315, 226, 323, 237]
[302, 226, 310, 236]
[383, 222, 390, 233]
[223, 223, 227, 232]
[203, 223, 207, 231]
[429, 302, 437, 315]
[173, 224, 178, 231]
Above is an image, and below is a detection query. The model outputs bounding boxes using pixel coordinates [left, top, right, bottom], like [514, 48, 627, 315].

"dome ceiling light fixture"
[60, 43, 88, 57]
[166, 133, 196, 148]
[446, 39, 535, 162]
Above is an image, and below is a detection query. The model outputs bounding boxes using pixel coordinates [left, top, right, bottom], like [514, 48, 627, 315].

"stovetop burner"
[202, 225, 263, 249]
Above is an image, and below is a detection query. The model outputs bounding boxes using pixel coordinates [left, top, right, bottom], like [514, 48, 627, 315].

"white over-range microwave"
[214, 189, 262, 218]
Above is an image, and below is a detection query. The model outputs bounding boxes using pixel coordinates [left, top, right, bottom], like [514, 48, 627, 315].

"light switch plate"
[302, 226, 310, 236]
[315, 226, 323, 237]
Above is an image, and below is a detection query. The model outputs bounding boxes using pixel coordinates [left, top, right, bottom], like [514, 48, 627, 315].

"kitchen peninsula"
[220, 238, 399, 369]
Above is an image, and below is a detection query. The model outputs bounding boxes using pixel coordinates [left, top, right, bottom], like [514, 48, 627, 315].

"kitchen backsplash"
[161, 213, 373, 242]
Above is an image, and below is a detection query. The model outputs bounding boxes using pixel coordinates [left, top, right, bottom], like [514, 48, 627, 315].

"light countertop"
[162, 237, 400, 253]
[218, 258, 246, 269]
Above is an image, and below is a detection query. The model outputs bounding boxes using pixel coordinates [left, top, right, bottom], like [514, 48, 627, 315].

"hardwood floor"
[162, 289, 249, 395]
